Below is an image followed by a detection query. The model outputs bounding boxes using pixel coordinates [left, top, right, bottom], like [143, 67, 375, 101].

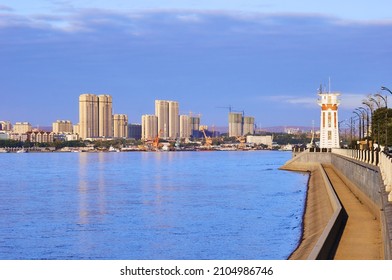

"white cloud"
[339, 93, 369, 109]
[176, 14, 203, 23]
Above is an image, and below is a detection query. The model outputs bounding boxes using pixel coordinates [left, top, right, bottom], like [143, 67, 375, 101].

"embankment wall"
[288, 151, 392, 259]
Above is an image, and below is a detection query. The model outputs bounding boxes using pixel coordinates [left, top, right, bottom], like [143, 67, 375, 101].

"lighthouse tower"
[318, 89, 340, 148]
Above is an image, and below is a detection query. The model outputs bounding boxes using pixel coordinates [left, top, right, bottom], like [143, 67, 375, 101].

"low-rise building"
[0, 131, 9, 140]
[128, 123, 142, 140]
[53, 120, 73, 133]
[246, 135, 273, 148]
[13, 122, 32, 134]
[0, 121, 12, 131]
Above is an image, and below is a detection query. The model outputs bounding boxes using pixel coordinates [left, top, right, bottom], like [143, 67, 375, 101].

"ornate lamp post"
[353, 111, 362, 144]
[381, 86, 391, 150]
[362, 101, 373, 144]
[359, 106, 370, 148]
[355, 108, 365, 139]
[375, 93, 388, 147]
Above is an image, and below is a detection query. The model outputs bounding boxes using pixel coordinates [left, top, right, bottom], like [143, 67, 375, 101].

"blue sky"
[1, 1, 392, 128]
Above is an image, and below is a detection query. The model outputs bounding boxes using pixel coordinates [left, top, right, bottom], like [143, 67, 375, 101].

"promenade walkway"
[323, 164, 383, 259]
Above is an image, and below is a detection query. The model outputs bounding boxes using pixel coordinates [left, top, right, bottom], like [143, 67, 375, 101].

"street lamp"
[381, 86, 391, 150]
[369, 97, 381, 109]
[381, 86, 392, 96]
[359, 106, 370, 146]
[362, 101, 373, 143]
[374, 93, 388, 147]
[375, 93, 387, 108]
[355, 108, 366, 139]
[353, 111, 362, 143]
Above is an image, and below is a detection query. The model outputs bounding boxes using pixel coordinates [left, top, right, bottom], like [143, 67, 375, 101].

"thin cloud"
[0, 4, 13, 11]
[176, 14, 204, 23]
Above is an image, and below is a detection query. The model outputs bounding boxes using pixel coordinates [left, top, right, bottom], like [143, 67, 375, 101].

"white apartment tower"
[179, 115, 191, 139]
[98, 94, 113, 138]
[155, 100, 169, 138]
[318, 91, 340, 148]
[113, 114, 128, 138]
[168, 101, 179, 139]
[142, 114, 158, 140]
[155, 100, 179, 139]
[79, 94, 99, 139]
[79, 93, 113, 139]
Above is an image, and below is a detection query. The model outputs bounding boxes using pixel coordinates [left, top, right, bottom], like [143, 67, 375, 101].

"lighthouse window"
[328, 131, 332, 140]
[328, 112, 332, 128]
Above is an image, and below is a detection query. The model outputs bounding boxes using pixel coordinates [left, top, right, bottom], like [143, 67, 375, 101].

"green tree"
[372, 107, 392, 146]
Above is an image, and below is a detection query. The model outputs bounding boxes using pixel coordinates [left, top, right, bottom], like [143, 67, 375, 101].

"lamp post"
[350, 117, 355, 147]
[362, 101, 373, 145]
[369, 97, 381, 109]
[353, 111, 362, 145]
[381, 86, 391, 150]
[381, 86, 392, 96]
[355, 108, 365, 139]
[375, 93, 388, 147]
[359, 106, 370, 148]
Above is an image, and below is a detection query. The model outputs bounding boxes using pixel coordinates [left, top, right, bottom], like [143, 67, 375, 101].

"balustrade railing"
[331, 148, 392, 202]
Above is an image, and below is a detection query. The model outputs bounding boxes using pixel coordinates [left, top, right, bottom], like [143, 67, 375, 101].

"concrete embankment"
[281, 151, 390, 259]
[280, 160, 345, 259]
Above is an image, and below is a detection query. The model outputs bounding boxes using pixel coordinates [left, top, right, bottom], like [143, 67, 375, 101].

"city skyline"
[1, 1, 392, 128]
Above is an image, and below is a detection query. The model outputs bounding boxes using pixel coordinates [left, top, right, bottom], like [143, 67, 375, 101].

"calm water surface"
[0, 151, 307, 260]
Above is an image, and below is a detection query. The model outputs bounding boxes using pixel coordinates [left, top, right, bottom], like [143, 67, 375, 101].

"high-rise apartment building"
[155, 100, 179, 139]
[142, 115, 158, 140]
[168, 101, 179, 139]
[52, 120, 73, 134]
[189, 116, 201, 138]
[179, 115, 191, 139]
[113, 114, 128, 138]
[73, 124, 80, 136]
[155, 100, 169, 138]
[79, 94, 113, 139]
[98, 95, 113, 138]
[79, 94, 99, 139]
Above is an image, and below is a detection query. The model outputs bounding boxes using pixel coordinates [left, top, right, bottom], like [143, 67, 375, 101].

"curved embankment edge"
[280, 151, 347, 259]
[306, 164, 347, 259]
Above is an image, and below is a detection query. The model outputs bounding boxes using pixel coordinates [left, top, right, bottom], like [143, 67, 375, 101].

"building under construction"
[228, 112, 255, 137]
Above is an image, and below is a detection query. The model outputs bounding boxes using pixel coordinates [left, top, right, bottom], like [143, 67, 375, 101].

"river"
[0, 151, 308, 259]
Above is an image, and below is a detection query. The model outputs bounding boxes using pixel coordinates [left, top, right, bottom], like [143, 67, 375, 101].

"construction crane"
[200, 127, 212, 148]
[217, 105, 245, 117]
[216, 105, 233, 113]
[153, 129, 163, 151]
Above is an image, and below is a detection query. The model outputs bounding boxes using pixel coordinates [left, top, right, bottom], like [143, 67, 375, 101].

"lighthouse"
[318, 89, 340, 148]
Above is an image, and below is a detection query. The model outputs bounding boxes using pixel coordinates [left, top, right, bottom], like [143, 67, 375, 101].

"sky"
[1, 1, 392, 129]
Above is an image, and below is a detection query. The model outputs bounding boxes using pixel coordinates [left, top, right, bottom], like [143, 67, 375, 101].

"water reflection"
[77, 153, 107, 225]
[78, 153, 89, 225]
[0, 151, 308, 259]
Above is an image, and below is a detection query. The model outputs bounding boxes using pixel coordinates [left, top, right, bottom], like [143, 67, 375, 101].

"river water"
[0, 151, 308, 260]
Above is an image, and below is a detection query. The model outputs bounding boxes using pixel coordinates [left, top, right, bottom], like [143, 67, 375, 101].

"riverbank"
[280, 162, 334, 259]
[281, 156, 384, 259]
